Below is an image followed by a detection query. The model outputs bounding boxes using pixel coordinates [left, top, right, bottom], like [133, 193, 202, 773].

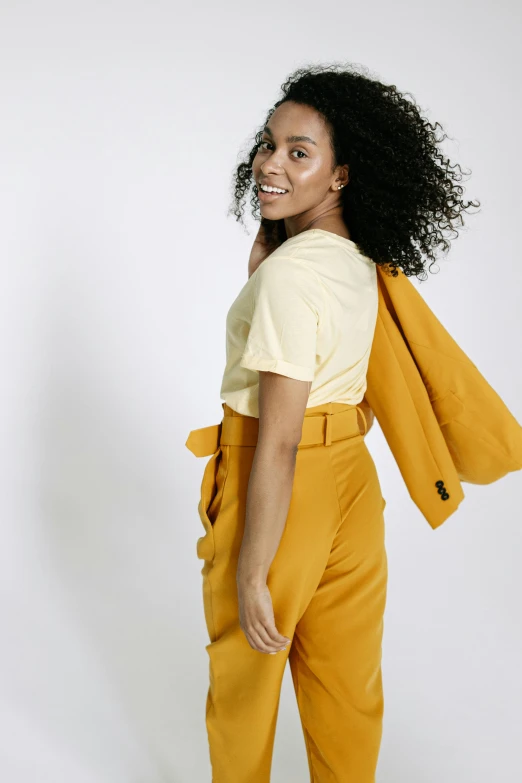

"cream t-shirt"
[219, 228, 378, 418]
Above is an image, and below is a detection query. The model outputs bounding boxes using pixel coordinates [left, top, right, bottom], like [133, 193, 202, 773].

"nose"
[260, 149, 285, 175]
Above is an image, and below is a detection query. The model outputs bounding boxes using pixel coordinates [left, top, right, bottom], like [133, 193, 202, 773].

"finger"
[245, 629, 274, 654]
[245, 632, 277, 655]
[240, 602, 285, 652]
[250, 626, 282, 654]
[262, 621, 291, 647]
[255, 597, 292, 646]
[246, 626, 283, 655]
[255, 618, 290, 648]
[254, 622, 288, 651]
[257, 608, 292, 646]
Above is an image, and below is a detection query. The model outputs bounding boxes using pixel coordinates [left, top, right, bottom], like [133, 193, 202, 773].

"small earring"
[337, 184, 345, 190]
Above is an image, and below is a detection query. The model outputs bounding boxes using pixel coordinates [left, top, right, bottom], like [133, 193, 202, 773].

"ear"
[333, 163, 349, 190]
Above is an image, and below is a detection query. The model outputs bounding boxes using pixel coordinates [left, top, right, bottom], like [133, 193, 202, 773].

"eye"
[258, 140, 307, 159]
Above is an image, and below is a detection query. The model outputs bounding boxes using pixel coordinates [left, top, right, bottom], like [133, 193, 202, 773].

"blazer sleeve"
[239, 256, 323, 382]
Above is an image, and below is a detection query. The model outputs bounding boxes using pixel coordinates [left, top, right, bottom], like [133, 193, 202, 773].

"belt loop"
[355, 405, 368, 436]
[324, 412, 333, 446]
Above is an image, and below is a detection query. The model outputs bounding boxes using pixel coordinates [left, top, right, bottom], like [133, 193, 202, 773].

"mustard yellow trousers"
[185, 401, 388, 782]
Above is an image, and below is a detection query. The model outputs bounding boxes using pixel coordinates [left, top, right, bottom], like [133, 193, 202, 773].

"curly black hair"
[228, 62, 481, 280]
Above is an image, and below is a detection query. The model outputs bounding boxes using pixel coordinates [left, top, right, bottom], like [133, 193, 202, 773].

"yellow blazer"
[364, 265, 522, 529]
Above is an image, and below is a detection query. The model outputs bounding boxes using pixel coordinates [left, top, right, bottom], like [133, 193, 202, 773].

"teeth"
[260, 184, 287, 194]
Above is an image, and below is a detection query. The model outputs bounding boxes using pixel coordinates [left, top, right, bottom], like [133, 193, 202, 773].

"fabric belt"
[185, 406, 366, 458]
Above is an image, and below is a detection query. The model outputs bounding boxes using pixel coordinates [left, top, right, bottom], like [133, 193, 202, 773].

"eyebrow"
[263, 126, 317, 146]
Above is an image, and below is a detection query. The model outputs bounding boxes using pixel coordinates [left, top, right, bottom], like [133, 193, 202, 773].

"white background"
[1, 1, 521, 781]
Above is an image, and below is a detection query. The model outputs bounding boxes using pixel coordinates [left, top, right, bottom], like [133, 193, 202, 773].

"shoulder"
[254, 254, 325, 302]
[276, 230, 375, 276]
[255, 253, 320, 284]
[252, 255, 324, 318]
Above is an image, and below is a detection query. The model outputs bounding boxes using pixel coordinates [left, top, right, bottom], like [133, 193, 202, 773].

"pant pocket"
[207, 445, 229, 527]
[196, 448, 221, 561]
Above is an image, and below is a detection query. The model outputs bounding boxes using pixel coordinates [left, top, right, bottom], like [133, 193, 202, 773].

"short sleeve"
[239, 257, 323, 381]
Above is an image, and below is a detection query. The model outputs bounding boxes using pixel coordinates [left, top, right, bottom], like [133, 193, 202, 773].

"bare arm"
[236, 371, 311, 654]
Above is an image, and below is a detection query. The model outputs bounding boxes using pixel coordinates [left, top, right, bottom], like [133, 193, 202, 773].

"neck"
[284, 203, 347, 239]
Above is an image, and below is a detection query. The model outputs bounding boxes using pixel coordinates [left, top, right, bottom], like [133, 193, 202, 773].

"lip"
[258, 183, 289, 202]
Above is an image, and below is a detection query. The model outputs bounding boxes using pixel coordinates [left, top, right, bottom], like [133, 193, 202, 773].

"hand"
[237, 580, 291, 654]
[248, 221, 282, 279]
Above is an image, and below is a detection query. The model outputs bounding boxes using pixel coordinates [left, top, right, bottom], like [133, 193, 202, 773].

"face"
[251, 100, 348, 229]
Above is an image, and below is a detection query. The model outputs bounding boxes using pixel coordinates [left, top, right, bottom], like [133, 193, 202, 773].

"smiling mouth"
[258, 187, 289, 200]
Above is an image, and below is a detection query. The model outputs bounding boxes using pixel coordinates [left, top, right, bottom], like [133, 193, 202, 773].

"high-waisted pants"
[185, 401, 388, 782]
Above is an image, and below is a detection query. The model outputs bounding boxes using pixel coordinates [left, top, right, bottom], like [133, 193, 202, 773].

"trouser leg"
[288, 437, 388, 782]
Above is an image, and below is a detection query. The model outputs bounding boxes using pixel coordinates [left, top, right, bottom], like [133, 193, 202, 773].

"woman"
[186, 63, 479, 782]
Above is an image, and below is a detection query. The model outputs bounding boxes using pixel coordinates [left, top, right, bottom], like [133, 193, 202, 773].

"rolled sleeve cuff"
[240, 352, 314, 382]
